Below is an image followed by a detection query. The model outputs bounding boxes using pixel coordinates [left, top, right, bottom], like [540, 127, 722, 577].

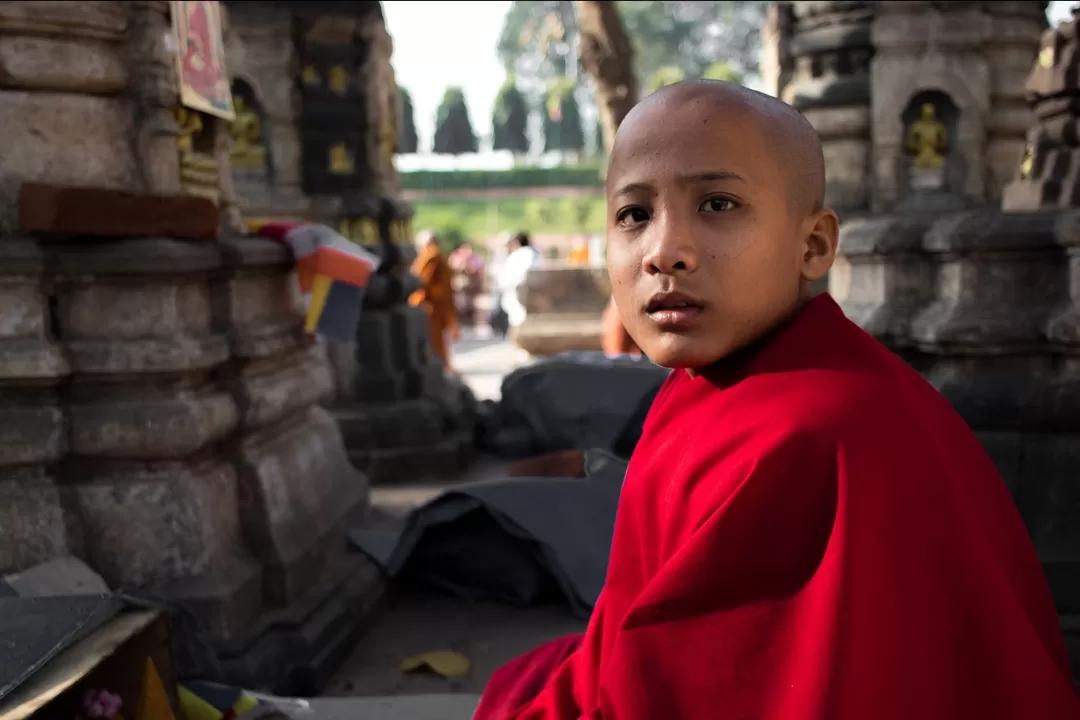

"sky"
[383, 1, 510, 161]
[385, 1, 1077, 167]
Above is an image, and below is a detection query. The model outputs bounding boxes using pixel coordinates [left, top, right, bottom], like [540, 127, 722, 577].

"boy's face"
[605, 97, 835, 369]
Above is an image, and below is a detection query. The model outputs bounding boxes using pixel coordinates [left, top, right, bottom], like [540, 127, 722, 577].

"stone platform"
[515, 265, 609, 357]
[0, 226, 379, 692]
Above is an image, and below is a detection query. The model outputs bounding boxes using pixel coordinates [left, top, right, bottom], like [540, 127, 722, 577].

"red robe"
[476, 294, 1079, 720]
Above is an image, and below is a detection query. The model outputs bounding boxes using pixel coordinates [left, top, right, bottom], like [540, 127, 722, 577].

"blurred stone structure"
[801, 2, 1079, 675]
[223, 1, 476, 484]
[0, 0, 431, 693]
[515, 265, 611, 356]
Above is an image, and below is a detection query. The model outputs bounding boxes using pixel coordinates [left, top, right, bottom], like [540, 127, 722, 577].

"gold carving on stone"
[229, 96, 268, 171]
[906, 103, 947, 171]
[329, 142, 355, 175]
[328, 64, 349, 95]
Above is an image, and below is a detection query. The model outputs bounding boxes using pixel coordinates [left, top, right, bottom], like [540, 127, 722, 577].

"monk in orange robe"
[600, 296, 640, 356]
[409, 230, 460, 369]
[475, 81, 1080, 720]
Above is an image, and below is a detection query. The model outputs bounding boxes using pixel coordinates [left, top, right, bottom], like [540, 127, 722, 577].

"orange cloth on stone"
[410, 243, 459, 367]
[601, 297, 641, 356]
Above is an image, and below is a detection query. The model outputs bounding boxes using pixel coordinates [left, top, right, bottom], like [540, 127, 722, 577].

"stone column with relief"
[909, 9, 1080, 675]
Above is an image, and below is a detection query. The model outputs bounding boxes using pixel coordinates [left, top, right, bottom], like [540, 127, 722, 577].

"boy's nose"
[642, 220, 699, 275]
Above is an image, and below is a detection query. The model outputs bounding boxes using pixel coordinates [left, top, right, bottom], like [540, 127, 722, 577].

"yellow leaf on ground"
[399, 650, 471, 678]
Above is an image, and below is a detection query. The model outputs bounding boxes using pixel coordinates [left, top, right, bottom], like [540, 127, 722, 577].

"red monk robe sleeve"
[509, 429, 842, 720]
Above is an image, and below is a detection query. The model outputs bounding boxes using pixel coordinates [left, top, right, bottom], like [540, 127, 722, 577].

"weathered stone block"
[0, 467, 75, 573]
[19, 184, 219, 240]
[0, 35, 127, 93]
[235, 407, 366, 607]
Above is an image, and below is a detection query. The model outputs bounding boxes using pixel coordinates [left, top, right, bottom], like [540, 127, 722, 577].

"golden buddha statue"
[1020, 143, 1035, 180]
[302, 65, 321, 87]
[174, 106, 203, 154]
[329, 65, 349, 96]
[906, 103, 948, 171]
[229, 96, 268, 171]
[329, 142, 355, 175]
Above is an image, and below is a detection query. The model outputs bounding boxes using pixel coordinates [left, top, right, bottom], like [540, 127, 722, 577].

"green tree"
[432, 87, 479, 155]
[492, 77, 531, 155]
[543, 78, 585, 154]
[498, 0, 581, 100]
[645, 65, 686, 94]
[498, 1, 766, 96]
[397, 87, 419, 154]
[619, 1, 767, 82]
[701, 60, 742, 84]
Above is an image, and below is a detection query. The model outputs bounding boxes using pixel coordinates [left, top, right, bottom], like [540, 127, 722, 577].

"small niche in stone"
[229, 79, 274, 189]
[900, 90, 961, 204]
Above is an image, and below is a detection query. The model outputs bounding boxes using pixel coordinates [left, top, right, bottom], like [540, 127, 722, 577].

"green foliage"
[433, 87, 479, 155]
[400, 165, 602, 192]
[413, 195, 606, 238]
[493, 77, 531, 154]
[645, 65, 686, 94]
[543, 77, 585, 153]
[397, 87, 419, 154]
[498, 1, 582, 100]
[498, 1, 768, 99]
[438, 226, 469, 252]
[618, 1, 768, 82]
[701, 60, 742, 84]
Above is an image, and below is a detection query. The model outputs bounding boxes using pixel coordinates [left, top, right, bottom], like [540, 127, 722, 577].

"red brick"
[18, 183, 219, 240]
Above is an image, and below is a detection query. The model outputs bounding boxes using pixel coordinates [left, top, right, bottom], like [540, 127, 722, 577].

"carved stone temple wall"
[774, 1, 1080, 675]
[0, 0, 382, 693]
[222, 1, 476, 483]
[775, 1, 1046, 217]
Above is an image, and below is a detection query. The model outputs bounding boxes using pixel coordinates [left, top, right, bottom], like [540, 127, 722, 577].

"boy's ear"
[800, 208, 839, 283]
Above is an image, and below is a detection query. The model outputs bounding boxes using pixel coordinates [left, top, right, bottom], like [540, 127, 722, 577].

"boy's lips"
[644, 290, 705, 329]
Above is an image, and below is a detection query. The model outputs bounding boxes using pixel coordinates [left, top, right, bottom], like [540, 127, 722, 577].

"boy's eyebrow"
[611, 171, 745, 198]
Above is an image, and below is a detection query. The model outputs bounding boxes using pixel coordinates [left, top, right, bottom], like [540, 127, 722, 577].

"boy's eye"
[615, 207, 650, 227]
[700, 197, 737, 213]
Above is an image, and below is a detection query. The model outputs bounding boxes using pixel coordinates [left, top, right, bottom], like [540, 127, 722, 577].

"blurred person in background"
[409, 230, 460, 370]
[492, 231, 541, 334]
[449, 240, 485, 326]
[567, 236, 591, 266]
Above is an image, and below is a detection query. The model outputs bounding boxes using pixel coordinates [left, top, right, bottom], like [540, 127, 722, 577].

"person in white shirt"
[493, 231, 541, 331]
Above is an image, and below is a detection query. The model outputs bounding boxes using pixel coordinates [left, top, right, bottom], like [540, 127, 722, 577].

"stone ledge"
[19, 183, 219, 240]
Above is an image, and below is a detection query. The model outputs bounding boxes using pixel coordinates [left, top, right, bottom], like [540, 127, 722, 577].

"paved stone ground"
[325, 329, 587, 703]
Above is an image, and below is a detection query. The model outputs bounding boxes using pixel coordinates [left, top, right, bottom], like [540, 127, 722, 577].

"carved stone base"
[328, 305, 478, 485]
[216, 549, 390, 695]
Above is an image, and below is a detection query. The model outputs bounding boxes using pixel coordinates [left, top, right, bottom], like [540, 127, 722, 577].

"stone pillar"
[126, 0, 184, 195]
[781, 1, 874, 215]
[888, 11, 1078, 675]
[0, 0, 383, 692]
[0, 1, 139, 230]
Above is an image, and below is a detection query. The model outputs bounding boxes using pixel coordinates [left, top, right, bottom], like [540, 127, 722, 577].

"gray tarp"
[486, 351, 670, 458]
[349, 450, 629, 618]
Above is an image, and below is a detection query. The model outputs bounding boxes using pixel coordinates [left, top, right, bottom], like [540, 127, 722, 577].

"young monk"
[474, 80, 1080, 719]
[409, 230, 460, 369]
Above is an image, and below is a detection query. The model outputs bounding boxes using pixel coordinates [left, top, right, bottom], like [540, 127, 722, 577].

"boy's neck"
[686, 293, 816, 379]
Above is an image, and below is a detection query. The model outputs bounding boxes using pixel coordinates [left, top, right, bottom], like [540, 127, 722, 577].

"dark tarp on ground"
[349, 450, 630, 618]
[0, 594, 125, 703]
[481, 352, 669, 459]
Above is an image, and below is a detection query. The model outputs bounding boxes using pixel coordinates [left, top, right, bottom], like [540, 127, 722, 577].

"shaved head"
[611, 80, 826, 215]
[603, 79, 839, 370]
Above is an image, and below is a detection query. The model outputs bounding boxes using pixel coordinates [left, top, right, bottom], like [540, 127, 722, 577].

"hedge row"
[400, 165, 603, 192]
